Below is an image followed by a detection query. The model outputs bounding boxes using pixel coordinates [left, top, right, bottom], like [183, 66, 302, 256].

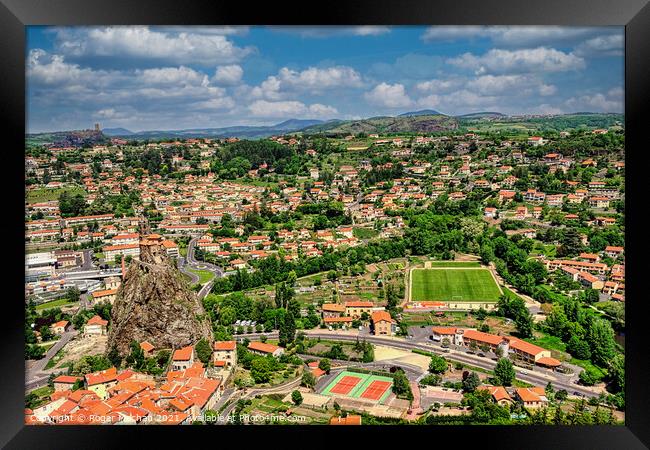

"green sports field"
[320, 370, 393, 404]
[410, 268, 502, 302]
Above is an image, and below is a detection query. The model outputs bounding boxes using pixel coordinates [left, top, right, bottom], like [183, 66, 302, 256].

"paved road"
[178, 238, 223, 292]
[80, 249, 94, 270]
[240, 330, 599, 399]
[218, 376, 303, 424]
[26, 327, 79, 391]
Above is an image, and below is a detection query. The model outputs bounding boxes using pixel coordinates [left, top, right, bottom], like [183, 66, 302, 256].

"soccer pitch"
[410, 268, 502, 302]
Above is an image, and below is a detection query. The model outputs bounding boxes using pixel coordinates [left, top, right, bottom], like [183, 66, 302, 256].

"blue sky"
[26, 26, 624, 133]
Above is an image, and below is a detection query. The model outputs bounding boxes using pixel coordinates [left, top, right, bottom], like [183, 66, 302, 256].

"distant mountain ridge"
[399, 109, 444, 117]
[299, 113, 458, 135]
[28, 112, 624, 143]
[100, 119, 325, 139]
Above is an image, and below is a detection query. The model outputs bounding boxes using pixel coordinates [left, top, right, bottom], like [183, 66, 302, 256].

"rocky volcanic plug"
[107, 236, 212, 357]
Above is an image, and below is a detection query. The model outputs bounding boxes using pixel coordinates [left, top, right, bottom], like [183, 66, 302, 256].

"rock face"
[107, 239, 212, 357]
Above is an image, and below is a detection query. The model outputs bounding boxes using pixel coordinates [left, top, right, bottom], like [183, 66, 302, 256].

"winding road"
[237, 330, 600, 399]
[25, 327, 79, 391]
[178, 237, 224, 298]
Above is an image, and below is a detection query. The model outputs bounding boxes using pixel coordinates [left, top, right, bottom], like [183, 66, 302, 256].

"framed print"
[1, 0, 649, 448]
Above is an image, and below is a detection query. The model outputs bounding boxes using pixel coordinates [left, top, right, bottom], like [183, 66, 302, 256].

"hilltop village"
[25, 117, 625, 425]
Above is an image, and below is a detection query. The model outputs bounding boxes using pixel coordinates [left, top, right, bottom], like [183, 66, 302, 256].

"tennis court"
[329, 375, 363, 395]
[359, 380, 392, 401]
[320, 370, 394, 404]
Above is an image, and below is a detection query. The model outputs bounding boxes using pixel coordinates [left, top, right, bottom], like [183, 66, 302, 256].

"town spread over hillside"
[25, 114, 625, 425]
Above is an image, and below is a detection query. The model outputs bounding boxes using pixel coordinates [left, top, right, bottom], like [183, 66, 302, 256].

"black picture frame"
[2, 1, 649, 448]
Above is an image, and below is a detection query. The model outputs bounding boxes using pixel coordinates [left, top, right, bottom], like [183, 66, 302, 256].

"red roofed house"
[172, 346, 195, 371]
[344, 301, 374, 319]
[85, 367, 118, 400]
[371, 310, 396, 335]
[431, 327, 463, 345]
[604, 246, 624, 259]
[140, 341, 155, 357]
[248, 341, 284, 358]
[321, 303, 346, 318]
[213, 341, 237, 368]
[84, 315, 108, 336]
[477, 386, 514, 407]
[515, 387, 548, 409]
[50, 320, 70, 335]
[91, 288, 118, 305]
[53, 375, 83, 392]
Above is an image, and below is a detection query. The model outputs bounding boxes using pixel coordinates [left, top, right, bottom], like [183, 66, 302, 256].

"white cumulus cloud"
[448, 47, 585, 74]
[364, 83, 413, 108]
[54, 26, 255, 66]
[213, 65, 244, 85]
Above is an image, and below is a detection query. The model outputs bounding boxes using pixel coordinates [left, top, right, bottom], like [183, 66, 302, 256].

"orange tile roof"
[324, 317, 354, 323]
[172, 345, 194, 361]
[86, 315, 108, 326]
[462, 329, 504, 346]
[140, 341, 154, 352]
[478, 385, 512, 402]
[536, 357, 561, 367]
[507, 338, 546, 357]
[85, 367, 118, 386]
[329, 415, 362, 425]
[213, 340, 236, 351]
[322, 303, 346, 312]
[248, 341, 281, 354]
[431, 327, 458, 335]
[169, 396, 193, 412]
[91, 289, 117, 298]
[53, 375, 82, 384]
[516, 388, 543, 403]
[371, 310, 393, 323]
[345, 301, 373, 308]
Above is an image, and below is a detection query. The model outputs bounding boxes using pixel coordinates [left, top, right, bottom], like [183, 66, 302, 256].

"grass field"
[427, 261, 481, 267]
[410, 268, 502, 302]
[35, 298, 79, 311]
[26, 185, 85, 204]
[187, 268, 215, 284]
[320, 370, 393, 404]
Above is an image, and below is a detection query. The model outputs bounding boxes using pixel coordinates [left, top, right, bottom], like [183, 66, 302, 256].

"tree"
[579, 368, 598, 386]
[429, 355, 448, 374]
[25, 343, 45, 360]
[318, 358, 331, 374]
[555, 389, 568, 402]
[195, 338, 212, 365]
[39, 326, 54, 342]
[494, 358, 515, 386]
[301, 370, 316, 388]
[607, 353, 625, 393]
[462, 371, 481, 393]
[291, 390, 303, 406]
[545, 382, 555, 400]
[250, 357, 273, 384]
[66, 286, 81, 302]
[515, 312, 534, 338]
[125, 340, 145, 370]
[392, 369, 413, 401]
[567, 335, 591, 360]
[278, 311, 296, 347]
[585, 317, 617, 367]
